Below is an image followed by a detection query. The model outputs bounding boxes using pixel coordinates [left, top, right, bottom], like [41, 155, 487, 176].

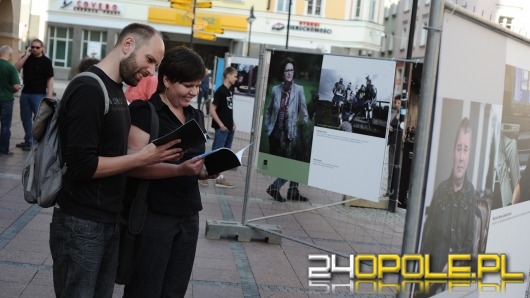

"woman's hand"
[177, 157, 205, 176]
[198, 165, 219, 180]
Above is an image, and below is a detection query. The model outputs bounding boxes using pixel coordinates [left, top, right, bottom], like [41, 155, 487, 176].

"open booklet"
[199, 144, 252, 174]
[151, 119, 209, 150]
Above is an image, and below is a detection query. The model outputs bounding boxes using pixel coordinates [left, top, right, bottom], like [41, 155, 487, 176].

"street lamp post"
[189, 0, 197, 49]
[247, 6, 256, 56]
[286, 0, 292, 49]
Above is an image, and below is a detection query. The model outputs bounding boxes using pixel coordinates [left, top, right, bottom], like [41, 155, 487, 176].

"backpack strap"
[72, 72, 110, 115]
[128, 102, 158, 235]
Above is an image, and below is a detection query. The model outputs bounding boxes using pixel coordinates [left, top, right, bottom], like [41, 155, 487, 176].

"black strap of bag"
[128, 102, 158, 235]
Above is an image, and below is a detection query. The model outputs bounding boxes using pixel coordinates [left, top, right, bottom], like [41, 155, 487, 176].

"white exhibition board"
[417, 7, 530, 298]
[308, 55, 395, 201]
[257, 50, 396, 202]
[229, 56, 259, 133]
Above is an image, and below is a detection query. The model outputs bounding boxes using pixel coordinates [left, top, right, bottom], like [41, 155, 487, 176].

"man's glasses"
[284, 69, 294, 73]
[31, 46, 41, 49]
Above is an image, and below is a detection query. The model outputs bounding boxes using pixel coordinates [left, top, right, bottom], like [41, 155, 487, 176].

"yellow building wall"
[326, 0, 347, 19]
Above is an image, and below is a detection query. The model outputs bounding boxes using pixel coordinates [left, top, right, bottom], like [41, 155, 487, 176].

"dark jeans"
[0, 100, 13, 153]
[50, 207, 120, 298]
[20, 93, 44, 146]
[212, 129, 234, 151]
[198, 91, 209, 114]
[124, 211, 199, 298]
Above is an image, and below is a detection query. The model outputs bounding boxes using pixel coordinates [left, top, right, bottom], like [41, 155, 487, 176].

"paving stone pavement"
[0, 81, 405, 298]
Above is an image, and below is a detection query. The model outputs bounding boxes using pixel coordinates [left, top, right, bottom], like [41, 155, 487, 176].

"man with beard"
[50, 23, 182, 297]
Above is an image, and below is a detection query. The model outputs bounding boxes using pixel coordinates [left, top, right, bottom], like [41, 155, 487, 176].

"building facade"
[0, 0, 22, 63]
[25, 0, 388, 80]
[381, 0, 530, 127]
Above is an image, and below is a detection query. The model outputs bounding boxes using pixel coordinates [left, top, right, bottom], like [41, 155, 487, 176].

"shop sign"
[271, 21, 332, 34]
[61, 1, 122, 15]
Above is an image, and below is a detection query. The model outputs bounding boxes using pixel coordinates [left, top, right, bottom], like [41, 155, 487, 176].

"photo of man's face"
[452, 130, 471, 181]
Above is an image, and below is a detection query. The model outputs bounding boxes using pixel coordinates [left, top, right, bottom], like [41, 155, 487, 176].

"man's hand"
[25, 47, 32, 57]
[137, 139, 182, 166]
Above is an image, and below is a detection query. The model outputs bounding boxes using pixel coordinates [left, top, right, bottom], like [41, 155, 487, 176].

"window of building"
[81, 30, 107, 60]
[384, 7, 389, 19]
[306, 0, 322, 16]
[392, 2, 398, 15]
[369, 0, 377, 21]
[425, 0, 431, 5]
[420, 22, 427, 46]
[277, 0, 291, 13]
[47, 26, 73, 68]
[388, 32, 394, 52]
[498, 16, 514, 30]
[400, 28, 407, 50]
[396, 68, 403, 94]
[355, 0, 362, 19]
[404, 0, 411, 12]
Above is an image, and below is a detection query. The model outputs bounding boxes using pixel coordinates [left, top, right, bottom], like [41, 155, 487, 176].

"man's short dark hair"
[278, 57, 296, 81]
[223, 66, 237, 79]
[115, 23, 162, 49]
[454, 117, 472, 150]
[31, 39, 44, 47]
[156, 46, 205, 93]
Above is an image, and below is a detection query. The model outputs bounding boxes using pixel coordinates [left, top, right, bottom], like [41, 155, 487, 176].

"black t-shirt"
[129, 93, 206, 216]
[22, 55, 54, 94]
[211, 84, 234, 130]
[57, 66, 130, 223]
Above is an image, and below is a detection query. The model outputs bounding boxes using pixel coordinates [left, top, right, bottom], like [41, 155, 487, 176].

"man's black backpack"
[22, 72, 109, 207]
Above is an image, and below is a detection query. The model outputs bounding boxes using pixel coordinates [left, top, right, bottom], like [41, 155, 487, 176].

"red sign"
[72, 1, 121, 15]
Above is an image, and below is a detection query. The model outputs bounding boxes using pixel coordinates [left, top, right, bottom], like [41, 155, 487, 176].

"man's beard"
[119, 52, 140, 87]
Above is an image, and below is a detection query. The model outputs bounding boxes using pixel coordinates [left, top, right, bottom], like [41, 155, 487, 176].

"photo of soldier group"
[314, 62, 392, 138]
[230, 63, 258, 97]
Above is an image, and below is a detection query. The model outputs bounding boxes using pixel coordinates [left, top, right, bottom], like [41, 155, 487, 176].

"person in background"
[198, 67, 210, 113]
[124, 46, 217, 298]
[386, 95, 401, 196]
[0, 45, 21, 156]
[208, 66, 238, 188]
[49, 23, 181, 297]
[14, 39, 54, 151]
[264, 57, 309, 202]
[124, 74, 158, 103]
[76, 57, 100, 74]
